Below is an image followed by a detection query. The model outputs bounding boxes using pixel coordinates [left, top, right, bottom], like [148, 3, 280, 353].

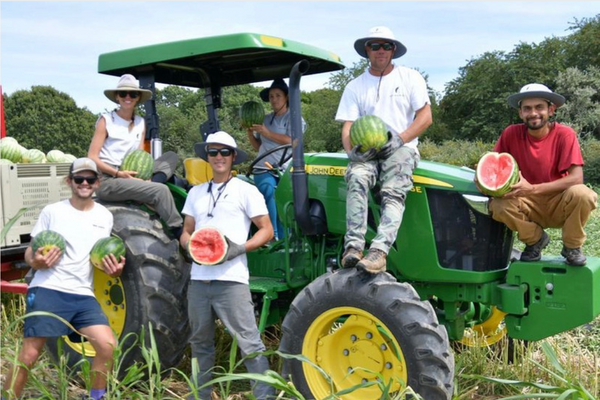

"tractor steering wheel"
[246, 144, 293, 178]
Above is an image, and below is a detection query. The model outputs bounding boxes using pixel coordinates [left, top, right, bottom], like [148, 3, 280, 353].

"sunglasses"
[117, 91, 139, 99]
[207, 148, 233, 157]
[72, 175, 99, 185]
[368, 42, 395, 51]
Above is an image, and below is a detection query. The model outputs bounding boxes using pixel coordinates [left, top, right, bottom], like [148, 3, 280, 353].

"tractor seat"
[184, 158, 213, 186]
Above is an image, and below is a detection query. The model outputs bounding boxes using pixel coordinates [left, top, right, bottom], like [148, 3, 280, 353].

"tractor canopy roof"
[98, 32, 346, 88]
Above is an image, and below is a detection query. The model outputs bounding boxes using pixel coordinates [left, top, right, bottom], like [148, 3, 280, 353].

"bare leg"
[3, 337, 46, 399]
[78, 325, 117, 390]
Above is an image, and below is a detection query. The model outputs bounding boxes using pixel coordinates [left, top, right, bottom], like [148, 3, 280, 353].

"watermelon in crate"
[121, 149, 154, 180]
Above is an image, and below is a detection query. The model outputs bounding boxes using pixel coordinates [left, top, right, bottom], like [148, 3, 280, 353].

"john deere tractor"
[21, 32, 598, 400]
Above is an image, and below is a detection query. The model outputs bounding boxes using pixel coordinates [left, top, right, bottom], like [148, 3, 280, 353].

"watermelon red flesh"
[240, 101, 265, 129]
[90, 236, 126, 269]
[188, 227, 229, 265]
[121, 149, 154, 180]
[476, 152, 519, 197]
[31, 230, 66, 255]
[350, 115, 389, 152]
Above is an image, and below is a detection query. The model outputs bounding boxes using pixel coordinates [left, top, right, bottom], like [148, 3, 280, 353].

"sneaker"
[356, 249, 387, 273]
[520, 231, 550, 262]
[561, 245, 587, 266]
[342, 247, 363, 268]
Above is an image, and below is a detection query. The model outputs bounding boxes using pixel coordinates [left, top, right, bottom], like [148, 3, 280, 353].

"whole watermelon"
[187, 226, 229, 266]
[121, 149, 154, 180]
[32, 230, 66, 255]
[476, 152, 520, 197]
[239, 101, 265, 129]
[0, 137, 23, 163]
[350, 115, 389, 152]
[22, 149, 47, 164]
[46, 149, 66, 163]
[90, 236, 126, 269]
[62, 154, 77, 163]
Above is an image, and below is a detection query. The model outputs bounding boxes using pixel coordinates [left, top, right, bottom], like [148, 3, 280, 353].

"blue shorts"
[23, 287, 109, 338]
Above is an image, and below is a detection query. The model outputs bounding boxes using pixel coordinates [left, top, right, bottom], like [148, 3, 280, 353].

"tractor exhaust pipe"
[289, 60, 326, 235]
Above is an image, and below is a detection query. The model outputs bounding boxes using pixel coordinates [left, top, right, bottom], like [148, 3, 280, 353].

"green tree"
[327, 59, 369, 92]
[303, 89, 343, 152]
[3, 86, 97, 157]
[556, 66, 600, 139]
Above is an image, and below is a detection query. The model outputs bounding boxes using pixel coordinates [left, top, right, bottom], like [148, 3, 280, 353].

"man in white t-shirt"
[3, 158, 125, 400]
[335, 26, 432, 273]
[179, 131, 274, 400]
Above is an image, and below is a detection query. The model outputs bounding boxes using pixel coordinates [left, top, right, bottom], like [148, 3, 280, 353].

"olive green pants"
[489, 184, 597, 248]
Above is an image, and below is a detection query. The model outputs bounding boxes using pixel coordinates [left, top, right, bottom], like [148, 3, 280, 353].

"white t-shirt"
[97, 111, 145, 167]
[335, 65, 430, 150]
[181, 177, 268, 284]
[29, 199, 114, 296]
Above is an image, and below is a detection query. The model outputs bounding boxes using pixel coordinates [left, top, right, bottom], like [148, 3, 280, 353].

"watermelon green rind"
[188, 226, 229, 266]
[121, 149, 154, 180]
[32, 230, 66, 255]
[476, 152, 520, 197]
[90, 236, 126, 269]
[350, 115, 389, 152]
[22, 149, 47, 164]
[1, 137, 23, 163]
[240, 101, 265, 129]
[46, 149, 66, 163]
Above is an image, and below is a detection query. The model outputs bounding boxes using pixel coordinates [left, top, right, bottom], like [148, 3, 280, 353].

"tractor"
[2, 32, 599, 400]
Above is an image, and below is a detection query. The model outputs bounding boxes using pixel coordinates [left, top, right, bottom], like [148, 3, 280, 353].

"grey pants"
[96, 152, 182, 227]
[344, 146, 419, 254]
[187, 280, 274, 400]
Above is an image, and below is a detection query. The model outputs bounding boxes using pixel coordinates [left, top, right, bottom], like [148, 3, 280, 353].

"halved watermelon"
[476, 152, 520, 197]
[188, 226, 229, 265]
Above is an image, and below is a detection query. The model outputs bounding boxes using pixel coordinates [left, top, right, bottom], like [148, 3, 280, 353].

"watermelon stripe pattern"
[90, 236, 126, 269]
[121, 149, 154, 181]
[239, 101, 265, 129]
[32, 230, 66, 255]
[350, 115, 389, 152]
[476, 152, 520, 197]
[1, 137, 24, 163]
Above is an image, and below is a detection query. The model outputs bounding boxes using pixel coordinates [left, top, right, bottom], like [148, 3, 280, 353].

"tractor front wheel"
[280, 267, 454, 400]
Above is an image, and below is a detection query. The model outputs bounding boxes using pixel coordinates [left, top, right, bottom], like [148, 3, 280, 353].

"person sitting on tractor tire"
[87, 74, 183, 238]
[246, 78, 307, 241]
[335, 26, 432, 274]
[2, 158, 125, 400]
[483, 83, 598, 266]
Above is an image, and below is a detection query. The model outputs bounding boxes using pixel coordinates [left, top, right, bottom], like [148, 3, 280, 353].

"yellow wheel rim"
[302, 306, 407, 400]
[458, 306, 507, 347]
[63, 268, 127, 355]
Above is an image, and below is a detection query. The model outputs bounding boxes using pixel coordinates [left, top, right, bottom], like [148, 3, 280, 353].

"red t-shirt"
[493, 122, 584, 184]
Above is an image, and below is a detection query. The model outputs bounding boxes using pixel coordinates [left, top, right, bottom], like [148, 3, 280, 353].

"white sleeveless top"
[97, 111, 145, 167]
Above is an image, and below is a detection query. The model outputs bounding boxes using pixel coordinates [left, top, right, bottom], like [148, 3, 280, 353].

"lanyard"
[207, 175, 232, 218]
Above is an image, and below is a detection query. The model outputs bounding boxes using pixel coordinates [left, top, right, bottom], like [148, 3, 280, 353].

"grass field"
[2, 188, 599, 400]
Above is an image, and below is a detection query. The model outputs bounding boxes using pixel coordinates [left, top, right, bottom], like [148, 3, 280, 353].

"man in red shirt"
[488, 83, 597, 266]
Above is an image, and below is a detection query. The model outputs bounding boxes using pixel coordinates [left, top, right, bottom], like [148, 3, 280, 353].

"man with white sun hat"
[486, 83, 597, 266]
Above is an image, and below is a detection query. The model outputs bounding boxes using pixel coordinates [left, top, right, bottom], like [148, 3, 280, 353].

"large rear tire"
[280, 267, 454, 400]
[46, 203, 190, 378]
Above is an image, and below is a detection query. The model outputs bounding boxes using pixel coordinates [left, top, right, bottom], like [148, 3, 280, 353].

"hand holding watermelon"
[377, 131, 405, 159]
[348, 145, 377, 163]
[223, 236, 246, 261]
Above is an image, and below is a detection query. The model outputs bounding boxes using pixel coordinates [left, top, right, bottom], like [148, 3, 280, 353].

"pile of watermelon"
[350, 115, 389, 152]
[239, 101, 265, 129]
[476, 152, 520, 197]
[0, 136, 77, 165]
[120, 149, 155, 180]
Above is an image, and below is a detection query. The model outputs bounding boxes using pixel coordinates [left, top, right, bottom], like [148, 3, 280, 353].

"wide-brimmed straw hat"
[194, 131, 248, 165]
[354, 26, 407, 59]
[259, 78, 289, 102]
[104, 74, 153, 104]
[507, 83, 565, 109]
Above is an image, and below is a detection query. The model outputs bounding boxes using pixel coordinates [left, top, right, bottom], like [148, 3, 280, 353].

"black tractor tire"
[280, 267, 454, 400]
[46, 203, 190, 378]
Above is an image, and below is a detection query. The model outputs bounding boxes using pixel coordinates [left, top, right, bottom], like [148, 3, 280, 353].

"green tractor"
[46, 33, 600, 400]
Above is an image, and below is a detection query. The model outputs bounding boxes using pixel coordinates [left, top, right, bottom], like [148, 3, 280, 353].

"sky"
[2, 2, 599, 115]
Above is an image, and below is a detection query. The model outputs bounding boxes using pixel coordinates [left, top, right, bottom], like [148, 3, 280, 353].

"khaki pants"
[489, 184, 597, 248]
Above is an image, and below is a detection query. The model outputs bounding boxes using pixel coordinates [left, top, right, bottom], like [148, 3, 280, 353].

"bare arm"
[504, 165, 585, 198]
[396, 103, 432, 143]
[251, 124, 292, 145]
[25, 246, 61, 270]
[247, 128, 261, 151]
[179, 215, 196, 249]
[244, 214, 274, 251]
[88, 117, 121, 178]
[341, 121, 353, 153]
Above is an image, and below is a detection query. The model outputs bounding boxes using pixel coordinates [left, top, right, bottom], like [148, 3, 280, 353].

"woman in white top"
[87, 74, 183, 236]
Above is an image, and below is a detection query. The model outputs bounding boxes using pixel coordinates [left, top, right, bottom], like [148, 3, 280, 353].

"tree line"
[3, 15, 599, 179]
